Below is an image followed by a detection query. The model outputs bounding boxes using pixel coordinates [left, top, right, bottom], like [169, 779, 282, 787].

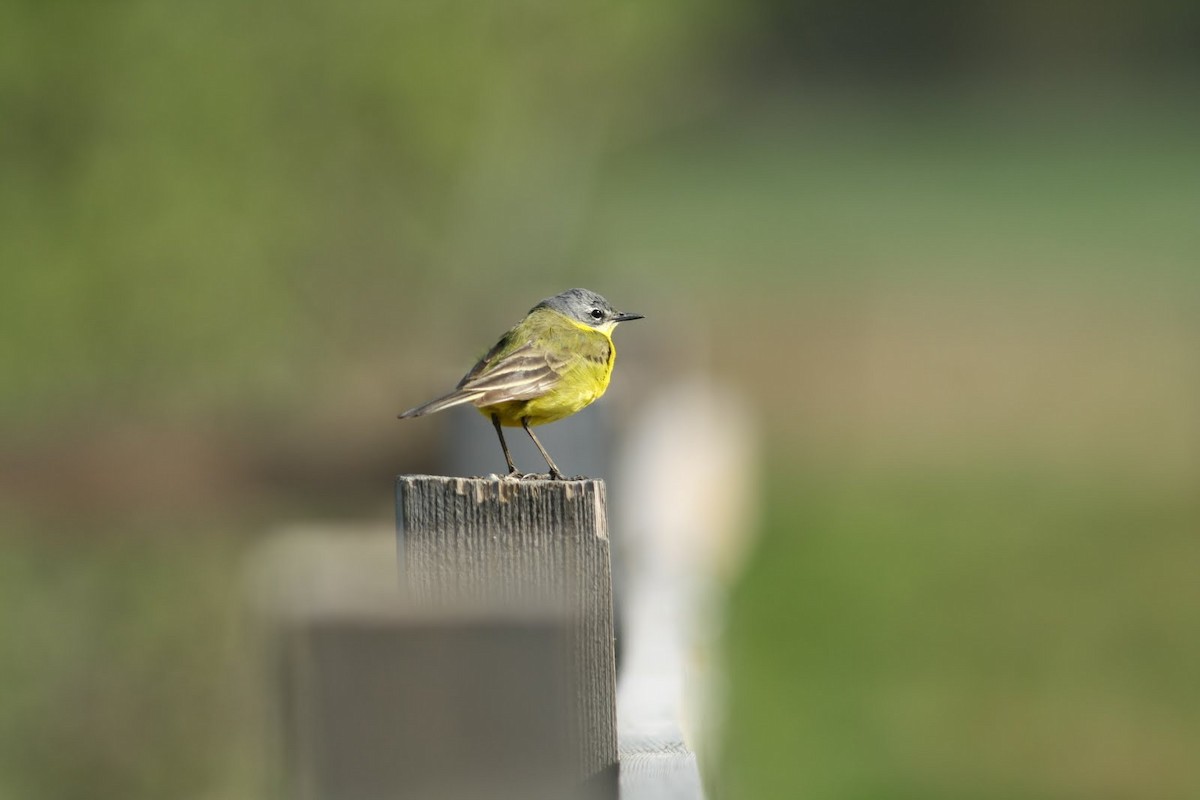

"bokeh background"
[3, 1, 1199, 798]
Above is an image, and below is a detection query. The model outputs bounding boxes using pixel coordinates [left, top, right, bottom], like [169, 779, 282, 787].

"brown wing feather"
[456, 332, 515, 388]
[458, 344, 567, 405]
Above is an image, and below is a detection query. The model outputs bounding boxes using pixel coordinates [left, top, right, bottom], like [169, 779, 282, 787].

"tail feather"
[397, 390, 482, 419]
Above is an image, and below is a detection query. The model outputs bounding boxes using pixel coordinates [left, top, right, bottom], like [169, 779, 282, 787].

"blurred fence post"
[252, 530, 585, 800]
[396, 475, 620, 796]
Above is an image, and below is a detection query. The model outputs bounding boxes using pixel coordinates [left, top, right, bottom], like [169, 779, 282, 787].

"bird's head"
[536, 288, 644, 333]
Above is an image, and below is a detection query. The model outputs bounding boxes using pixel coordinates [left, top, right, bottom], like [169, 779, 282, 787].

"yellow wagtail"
[398, 288, 644, 479]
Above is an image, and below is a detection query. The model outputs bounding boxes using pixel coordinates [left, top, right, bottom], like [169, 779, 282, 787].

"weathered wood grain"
[395, 475, 619, 794]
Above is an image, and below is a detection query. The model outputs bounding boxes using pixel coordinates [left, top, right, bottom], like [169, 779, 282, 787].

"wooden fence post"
[395, 475, 619, 795]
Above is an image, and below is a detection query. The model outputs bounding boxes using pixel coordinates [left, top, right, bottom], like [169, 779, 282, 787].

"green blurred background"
[2, 1, 1198, 798]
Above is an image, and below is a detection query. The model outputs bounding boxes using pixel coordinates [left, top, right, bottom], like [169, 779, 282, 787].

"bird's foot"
[510, 471, 567, 481]
[497, 471, 587, 482]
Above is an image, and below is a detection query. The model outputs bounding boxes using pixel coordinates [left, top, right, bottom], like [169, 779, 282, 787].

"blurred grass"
[591, 91, 1200, 290]
[0, 525, 254, 800]
[723, 467, 1200, 800]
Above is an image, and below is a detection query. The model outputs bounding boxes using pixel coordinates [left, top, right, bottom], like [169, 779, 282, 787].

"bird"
[398, 288, 644, 479]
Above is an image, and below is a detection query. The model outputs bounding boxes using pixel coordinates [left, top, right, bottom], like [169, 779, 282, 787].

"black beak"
[613, 312, 644, 322]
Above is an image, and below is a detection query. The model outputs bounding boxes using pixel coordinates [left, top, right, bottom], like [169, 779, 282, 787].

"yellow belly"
[479, 360, 611, 426]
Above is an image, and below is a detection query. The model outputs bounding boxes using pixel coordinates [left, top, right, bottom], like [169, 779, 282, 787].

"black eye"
[590, 308, 604, 320]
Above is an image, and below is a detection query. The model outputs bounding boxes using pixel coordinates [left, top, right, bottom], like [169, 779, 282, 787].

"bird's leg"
[521, 417, 563, 479]
[492, 414, 521, 478]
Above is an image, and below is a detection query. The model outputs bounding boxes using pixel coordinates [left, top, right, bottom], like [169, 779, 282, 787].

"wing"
[400, 318, 595, 418]
[457, 340, 567, 405]
[434, 310, 611, 409]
